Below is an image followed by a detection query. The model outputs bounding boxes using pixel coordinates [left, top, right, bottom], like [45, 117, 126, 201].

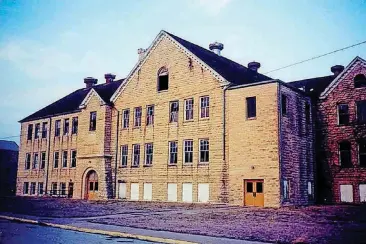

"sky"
[0, 0, 365, 144]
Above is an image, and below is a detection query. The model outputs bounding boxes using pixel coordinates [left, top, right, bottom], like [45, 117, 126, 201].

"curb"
[0, 215, 197, 244]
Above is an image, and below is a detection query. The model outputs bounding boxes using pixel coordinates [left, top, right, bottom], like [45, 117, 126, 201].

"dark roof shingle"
[0, 140, 19, 151]
[166, 32, 273, 86]
[20, 79, 124, 122]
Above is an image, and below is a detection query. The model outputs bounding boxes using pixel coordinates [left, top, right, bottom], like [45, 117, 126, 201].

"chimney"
[331, 65, 344, 76]
[84, 77, 98, 88]
[138, 48, 146, 61]
[104, 73, 116, 84]
[248, 61, 261, 72]
[209, 42, 224, 56]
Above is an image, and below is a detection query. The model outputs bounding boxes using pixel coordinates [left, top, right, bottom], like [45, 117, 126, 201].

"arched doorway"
[85, 170, 98, 200]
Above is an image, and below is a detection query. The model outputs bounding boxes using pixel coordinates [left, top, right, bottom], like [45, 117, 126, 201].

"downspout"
[222, 85, 229, 203]
[277, 82, 282, 206]
[45, 117, 52, 194]
[114, 110, 120, 198]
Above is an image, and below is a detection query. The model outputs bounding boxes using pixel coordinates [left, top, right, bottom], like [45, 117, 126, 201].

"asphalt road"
[0, 219, 157, 244]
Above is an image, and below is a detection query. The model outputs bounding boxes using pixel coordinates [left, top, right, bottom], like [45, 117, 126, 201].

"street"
[0, 219, 156, 244]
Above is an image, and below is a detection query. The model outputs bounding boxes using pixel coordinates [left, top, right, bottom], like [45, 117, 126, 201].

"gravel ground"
[1, 197, 366, 244]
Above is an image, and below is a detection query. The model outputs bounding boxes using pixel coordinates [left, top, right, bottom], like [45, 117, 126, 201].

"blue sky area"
[0, 0, 365, 143]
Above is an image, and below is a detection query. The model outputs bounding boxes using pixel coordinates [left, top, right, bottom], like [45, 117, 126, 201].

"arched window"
[157, 67, 169, 91]
[339, 141, 352, 168]
[354, 74, 366, 88]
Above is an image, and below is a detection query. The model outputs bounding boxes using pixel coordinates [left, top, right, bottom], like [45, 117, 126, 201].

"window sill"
[183, 119, 194, 123]
[199, 117, 210, 121]
[246, 117, 257, 121]
[198, 162, 209, 166]
[119, 165, 128, 168]
[168, 163, 177, 167]
[132, 126, 142, 130]
[131, 165, 140, 168]
[183, 163, 193, 166]
[143, 164, 153, 167]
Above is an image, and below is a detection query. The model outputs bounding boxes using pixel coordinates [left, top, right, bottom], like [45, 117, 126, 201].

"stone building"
[0, 140, 19, 196]
[16, 30, 315, 207]
[290, 56, 366, 204]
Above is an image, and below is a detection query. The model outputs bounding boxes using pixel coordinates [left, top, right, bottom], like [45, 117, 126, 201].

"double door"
[244, 180, 264, 207]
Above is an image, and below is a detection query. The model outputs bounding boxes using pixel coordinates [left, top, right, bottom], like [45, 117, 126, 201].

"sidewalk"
[0, 212, 268, 244]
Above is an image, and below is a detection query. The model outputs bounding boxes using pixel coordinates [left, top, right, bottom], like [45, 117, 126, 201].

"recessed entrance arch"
[85, 170, 98, 200]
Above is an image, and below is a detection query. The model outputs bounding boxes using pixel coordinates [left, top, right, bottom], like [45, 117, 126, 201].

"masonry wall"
[317, 60, 366, 204]
[226, 83, 280, 207]
[0, 149, 18, 196]
[112, 35, 226, 203]
[279, 84, 315, 206]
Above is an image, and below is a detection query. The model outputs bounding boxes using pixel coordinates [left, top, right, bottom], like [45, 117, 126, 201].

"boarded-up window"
[167, 183, 177, 202]
[340, 184, 353, 202]
[130, 183, 139, 200]
[359, 184, 366, 202]
[143, 183, 152, 201]
[198, 183, 209, 203]
[182, 183, 193, 203]
[119, 182, 126, 199]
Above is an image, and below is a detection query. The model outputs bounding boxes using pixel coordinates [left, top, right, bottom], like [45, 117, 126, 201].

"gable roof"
[111, 30, 273, 102]
[0, 140, 19, 151]
[288, 75, 335, 97]
[20, 79, 124, 123]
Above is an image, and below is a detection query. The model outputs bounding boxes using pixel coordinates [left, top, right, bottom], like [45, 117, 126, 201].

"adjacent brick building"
[16, 30, 315, 207]
[290, 56, 366, 204]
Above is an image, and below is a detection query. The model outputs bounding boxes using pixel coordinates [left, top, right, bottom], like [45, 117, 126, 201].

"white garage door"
[340, 184, 353, 203]
[182, 183, 193, 203]
[130, 183, 139, 201]
[167, 183, 177, 202]
[198, 183, 209, 203]
[118, 182, 126, 199]
[360, 184, 366, 202]
[143, 183, 152, 201]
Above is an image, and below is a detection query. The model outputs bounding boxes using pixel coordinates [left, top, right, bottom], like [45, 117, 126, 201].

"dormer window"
[354, 74, 366, 88]
[157, 67, 169, 91]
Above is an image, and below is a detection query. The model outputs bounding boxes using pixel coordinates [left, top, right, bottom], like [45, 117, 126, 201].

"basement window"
[157, 67, 169, 91]
[354, 74, 366, 88]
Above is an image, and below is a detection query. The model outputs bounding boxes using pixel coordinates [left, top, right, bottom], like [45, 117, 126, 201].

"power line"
[0, 135, 20, 140]
[264, 40, 366, 74]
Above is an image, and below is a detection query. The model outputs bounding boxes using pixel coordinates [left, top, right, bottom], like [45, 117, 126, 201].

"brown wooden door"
[85, 171, 98, 200]
[244, 180, 264, 207]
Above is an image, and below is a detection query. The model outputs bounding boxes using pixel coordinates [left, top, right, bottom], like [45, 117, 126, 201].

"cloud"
[191, 0, 232, 16]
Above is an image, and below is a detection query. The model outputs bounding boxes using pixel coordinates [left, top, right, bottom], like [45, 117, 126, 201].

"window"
[132, 144, 140, 167]
[60, 182, 66, 195]
[170, 101, 179, 123]
[51, 183, 57, 195]
[169, 141, 178, 165]
[246, 97, 256, 119]
[63, 119, 69, 135]
[157, 67, 169, 91]
[35, 123, 40, 139]
[357, 101, 366, 124]
[38, 182, 44, 195]
[200, 96, 209, 118]
[354, 74, 366, 88]
[184, 98, 194, 121]
[360, 184, 366, 202]
[338, 104, 349, 125]
[167, 183, 177, 202]
[54, 152, 59, 168]
[42, 122, 48, 138]
[32, 153, 39, 169]
[25, 153, 31, 170]
[40, 152, 46, 169]
[130, 183, 139, 200]
[62, 151, 68, 168]
[184, 140, 193, 164]
[198, 183, 209, 203]
[30, 182, 36, 195]
[281, 94, 287, 116]
[305, 102, 311, 125]
[23, 182, 29, 194]
[359, 140, 366, 167]
[71, 150, 77, 168]
[246, 182, 253, 193]
[339, 141, 352, 168]
[72, 117, 78, 134]
[308, 181, 314, 200]
[121, 145, 128, 167]
[199, 139, 209, 163]
[182, 183, 193, 203]
[146, 105, 154, 126]
[134, 107, 142, 127]
[145, 143, 153, 166]
[283, 180, 290, 200]
[55, 120, 61, 137]
[89, 112, 97, 131]
[143, 183, 153, 201]
[340, 184, 353, 202]
[27, 124, 33, 140]
[122, 109, 130, 129]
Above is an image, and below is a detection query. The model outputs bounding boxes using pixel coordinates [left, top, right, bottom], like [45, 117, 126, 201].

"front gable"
[79, 89, 106, 109]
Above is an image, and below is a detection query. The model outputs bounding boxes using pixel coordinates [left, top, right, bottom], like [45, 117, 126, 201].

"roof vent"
[209, 42, 224, 56]
[104, 73, 116, 84]
[84, 77, 98, 88]
[331, 65, 344, 76]
[248, 61, 261, 72]
[138, 48, 146, 61]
